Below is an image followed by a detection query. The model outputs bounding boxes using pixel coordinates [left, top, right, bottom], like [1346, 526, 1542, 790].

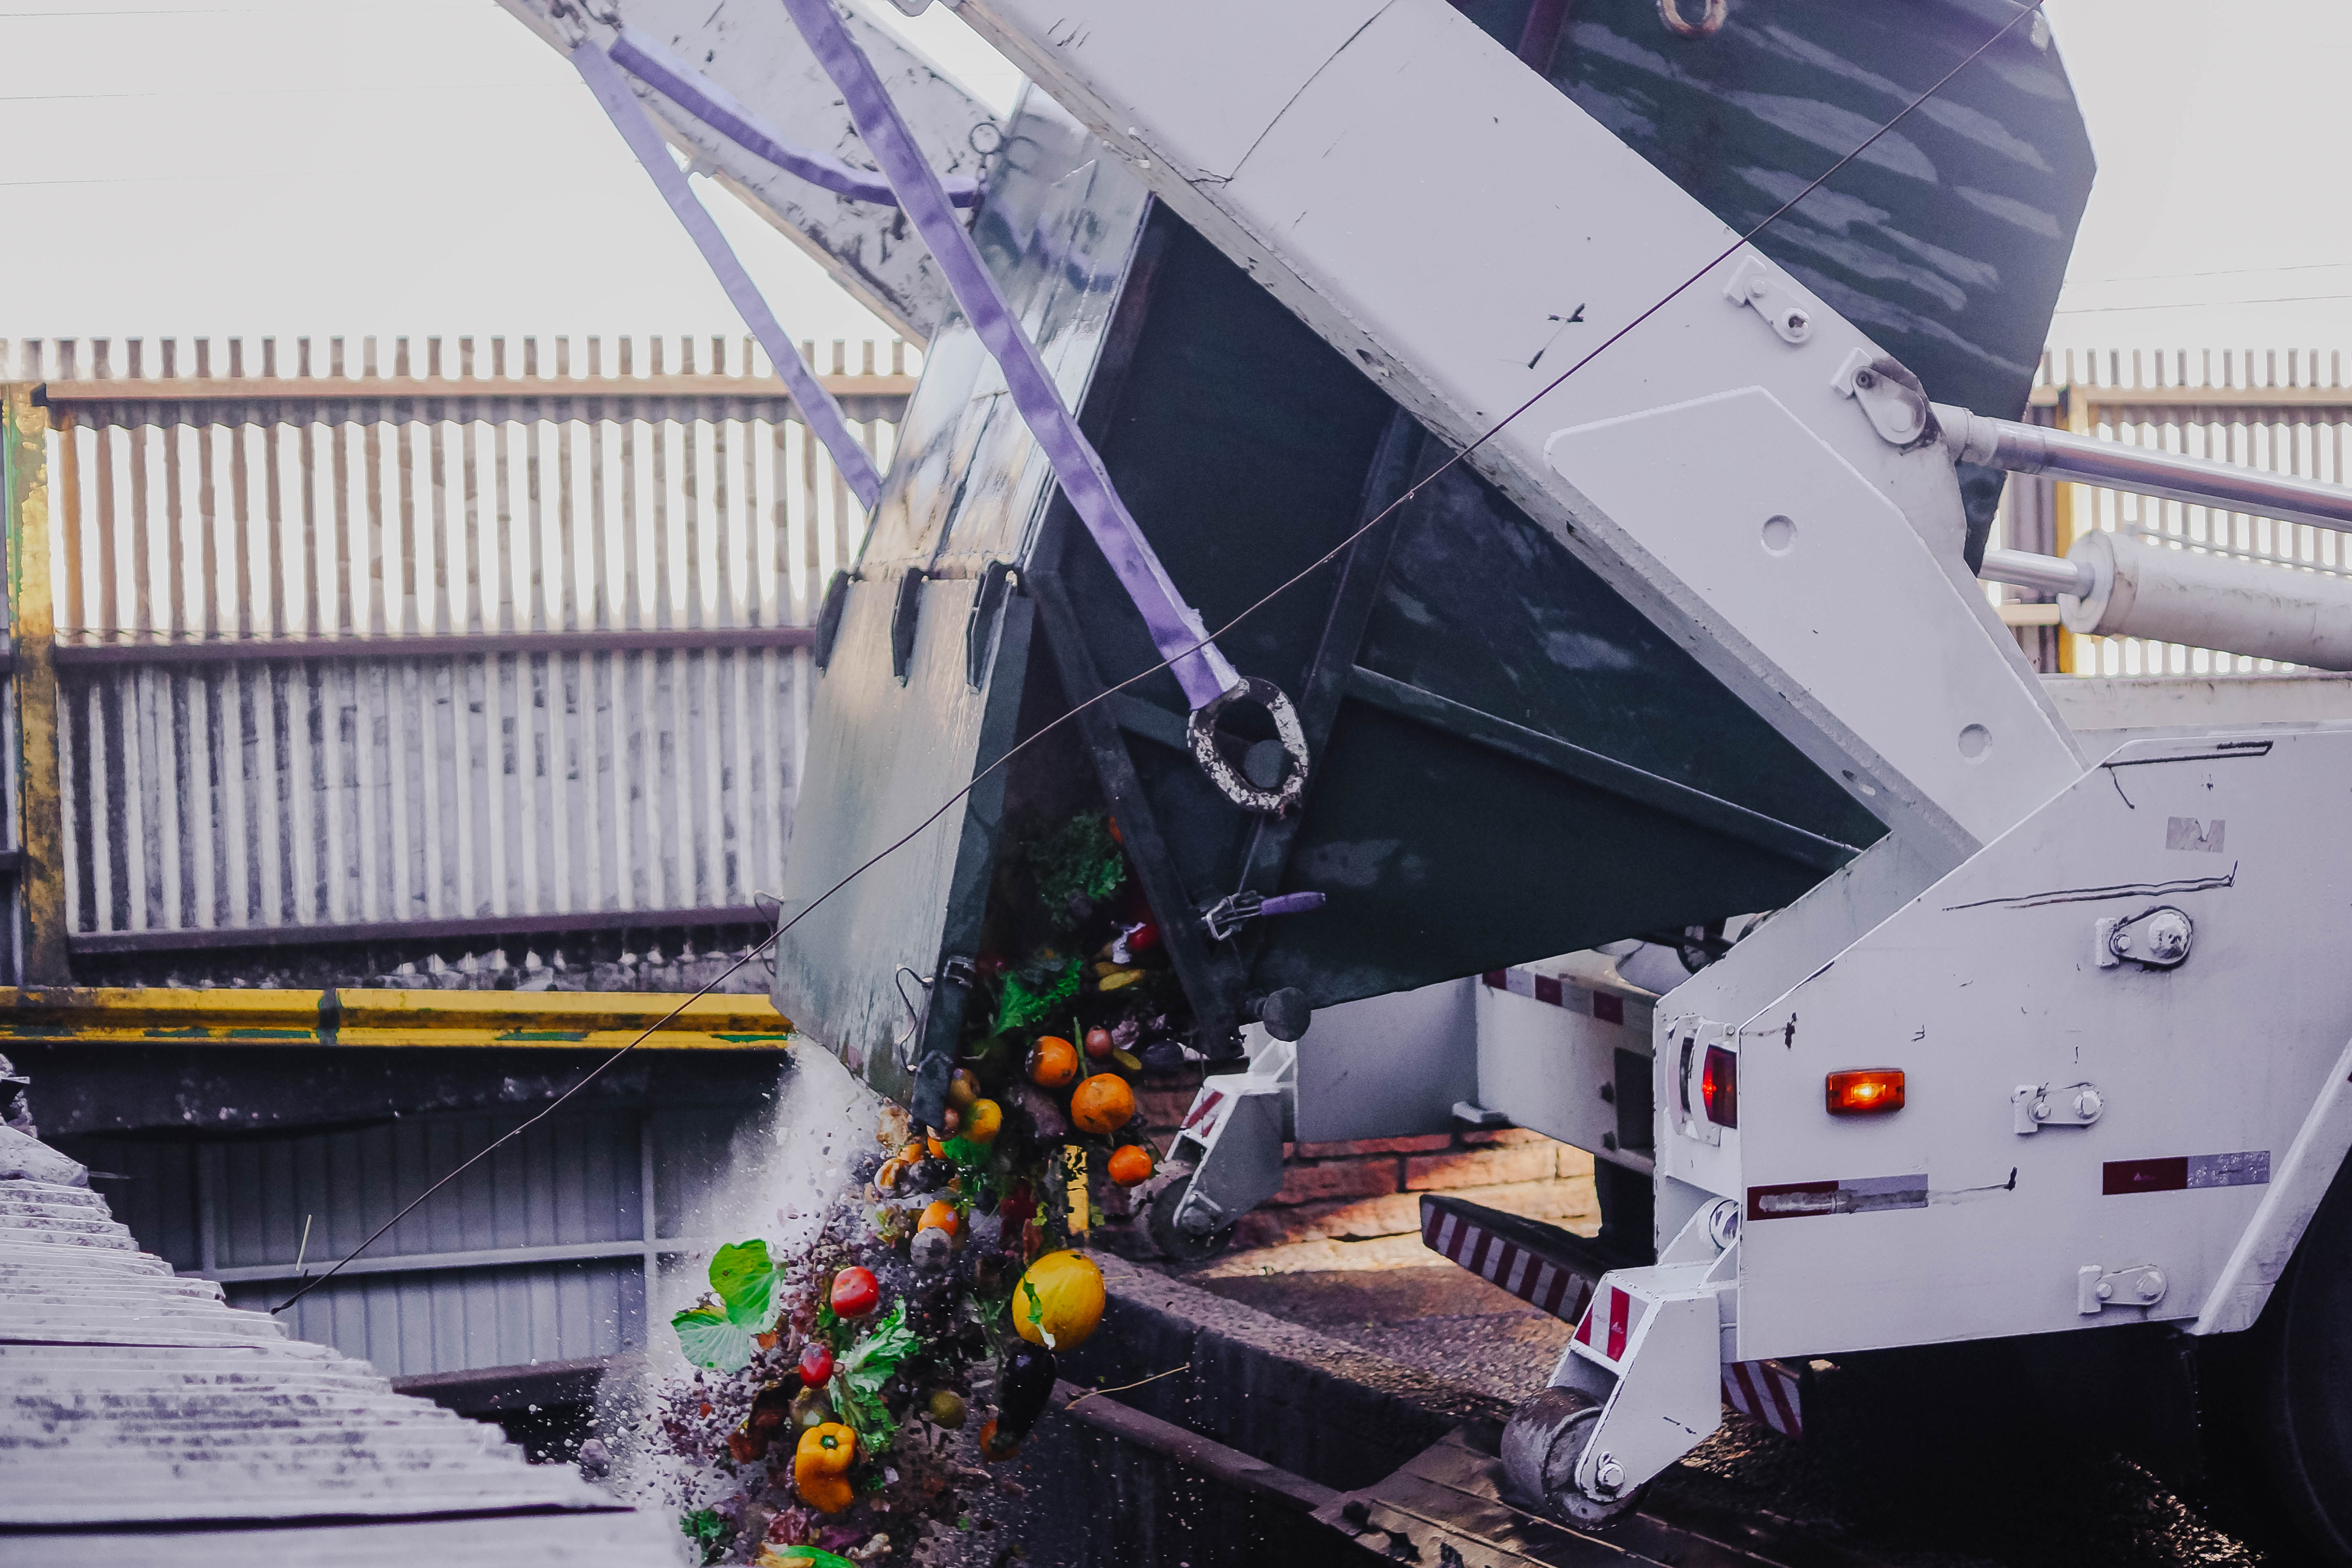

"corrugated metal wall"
[68, 1097, 763, 1379]
[1994, 346, 2352, 676]
[8, 334, 908, 961]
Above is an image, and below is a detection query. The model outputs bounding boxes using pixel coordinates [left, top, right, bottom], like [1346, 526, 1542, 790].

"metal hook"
[893, 966, 934, 1068]
[1658, 0, 1727, 39]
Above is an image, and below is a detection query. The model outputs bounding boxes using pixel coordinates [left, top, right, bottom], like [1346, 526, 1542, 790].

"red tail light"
[1701, 1046, 1738, 1128]
[1825, 1068, 1905, 1117]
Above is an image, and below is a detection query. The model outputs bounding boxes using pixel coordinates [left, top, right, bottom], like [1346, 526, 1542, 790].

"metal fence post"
[4, 386, 71, 982]
[2049, 381, 2095, 676]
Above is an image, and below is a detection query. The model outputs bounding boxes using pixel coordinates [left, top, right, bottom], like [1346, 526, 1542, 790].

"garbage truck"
[500, 0, 2352, 1558]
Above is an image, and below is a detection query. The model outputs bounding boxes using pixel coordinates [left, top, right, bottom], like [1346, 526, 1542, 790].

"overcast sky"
[4, 0, 2348, 384]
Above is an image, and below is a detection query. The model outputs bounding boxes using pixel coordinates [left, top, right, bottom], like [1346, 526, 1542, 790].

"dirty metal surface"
[772, 86, 1147, 1106]
[0, 1132, 670, 1561]
[1478, 0, 2095, 549]
[1316, 1427, 1783, 1568]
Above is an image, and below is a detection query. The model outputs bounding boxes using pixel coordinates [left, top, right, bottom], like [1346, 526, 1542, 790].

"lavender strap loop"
[776, 0, 1241, 712]
[1257, 892, 1328, 918]
[572, 41, 883, 510]
[609, 26, 980, 210]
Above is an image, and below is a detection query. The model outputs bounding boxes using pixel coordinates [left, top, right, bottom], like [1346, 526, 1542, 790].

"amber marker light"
[1825, 1069, 1905, 1117]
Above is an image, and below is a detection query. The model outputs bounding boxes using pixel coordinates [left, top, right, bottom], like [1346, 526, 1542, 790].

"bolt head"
[2096, 1280, 2114, 1300]
[1594, 1455, 1626, 1491]
[2074, 1089, 2102, 1119]
[1746, 275, 1770, 300]
[2032, 1098, 2050, 1121]
[2138, 1270, 2166, 1301]
[2144, 909, 2193, 962]
[1852, 368, 1875, 389]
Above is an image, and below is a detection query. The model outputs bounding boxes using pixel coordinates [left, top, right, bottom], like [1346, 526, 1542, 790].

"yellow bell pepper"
[793, 1421, 857, 1514]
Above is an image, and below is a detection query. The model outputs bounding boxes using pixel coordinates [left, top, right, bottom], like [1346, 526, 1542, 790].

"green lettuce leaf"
[671, 1301, 759, 1372]
[670, 1238, 781, 1370]
[996, 958, 1079, 1032]
[710, 1238, 778, 1329]
[827, 1300, 920, 1452]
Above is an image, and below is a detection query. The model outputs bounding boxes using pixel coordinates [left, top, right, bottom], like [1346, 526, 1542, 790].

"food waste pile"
[614, 813, 1189, 1567]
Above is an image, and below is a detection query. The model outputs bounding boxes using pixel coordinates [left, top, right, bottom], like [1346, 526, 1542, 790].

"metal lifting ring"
[1658, 0, 1727, 39]
[1187, 677, 1311, 816]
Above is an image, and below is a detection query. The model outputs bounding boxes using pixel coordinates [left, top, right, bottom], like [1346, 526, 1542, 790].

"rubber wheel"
[1146, 1179, 1235, 1266]
[2210, 1154, 2352, 1565]
[1499, 1385, 1645, 1527]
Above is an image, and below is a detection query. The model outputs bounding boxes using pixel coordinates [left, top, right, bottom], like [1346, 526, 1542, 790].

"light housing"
[1700, 1045, 1738, 1128]
[1825, 1068, 1905, 1117]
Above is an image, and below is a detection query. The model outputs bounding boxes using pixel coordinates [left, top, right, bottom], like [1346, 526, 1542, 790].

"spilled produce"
[622, 813, 1188, 1565]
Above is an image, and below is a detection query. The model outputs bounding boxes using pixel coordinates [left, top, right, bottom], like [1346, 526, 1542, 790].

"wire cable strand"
[273, 0, 2043, 1314]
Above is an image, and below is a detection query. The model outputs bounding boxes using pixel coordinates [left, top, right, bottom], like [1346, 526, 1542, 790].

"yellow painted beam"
[2, 386, 69, 982]
[0, 987, 795, 1049]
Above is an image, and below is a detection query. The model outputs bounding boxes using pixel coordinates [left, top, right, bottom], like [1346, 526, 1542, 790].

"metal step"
[1418, 1193, 1642, 1326]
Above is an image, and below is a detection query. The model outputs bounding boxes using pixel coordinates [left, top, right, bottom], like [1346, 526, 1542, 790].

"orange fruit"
[1070, 1073, 1136, 1135]
[964, 1098, 1003, 1144]
[918, 1199, 959, 1236]
[1106, 1145, 1154, 1187]
[1028, 1036, 1079, 1088]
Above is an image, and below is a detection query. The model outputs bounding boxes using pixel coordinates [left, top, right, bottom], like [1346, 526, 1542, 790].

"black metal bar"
[1105, 692, 1189, 754]
[1052, 1380, 1338, 1513]
[67, 904, 773, 955]
[1233, 408, 1423, 900]
[1025, 566, 1251, 1051]
[53, 626, 814, 667]
[1343, 665, 1858, 873]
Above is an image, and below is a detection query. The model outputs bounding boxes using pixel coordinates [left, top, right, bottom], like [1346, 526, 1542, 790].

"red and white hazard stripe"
[1570, 1282, 1639, 1368]
[1721, 1358, 1804, 1440]
[1421, 1201, 1595, 1323]
[1479, 965, 1650, 1031]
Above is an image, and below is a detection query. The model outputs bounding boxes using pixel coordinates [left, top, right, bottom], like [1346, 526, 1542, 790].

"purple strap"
[777, 0, 1241, 712]
[571, 40, 883, 509]
[1258, 892, 1328, 918]
[608, 26, 980, 211]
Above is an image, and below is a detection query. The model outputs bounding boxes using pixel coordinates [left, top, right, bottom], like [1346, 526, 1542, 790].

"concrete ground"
[1180, 1251, 2277, 1568]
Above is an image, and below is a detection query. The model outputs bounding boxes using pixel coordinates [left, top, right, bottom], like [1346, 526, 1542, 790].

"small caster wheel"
[1146, 1177, 1235, 1265]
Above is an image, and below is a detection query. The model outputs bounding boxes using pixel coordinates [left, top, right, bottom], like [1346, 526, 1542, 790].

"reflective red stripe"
[1720, 1360, 1804, 1440]
[1606, 1287, 1631, 1361]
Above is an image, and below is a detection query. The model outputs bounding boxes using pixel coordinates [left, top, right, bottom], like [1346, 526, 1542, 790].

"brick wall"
[1130, 1074, 1597, 1258]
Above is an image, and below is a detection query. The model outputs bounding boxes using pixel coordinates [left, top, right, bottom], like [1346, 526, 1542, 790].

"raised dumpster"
[774, 0, 2093, 1118]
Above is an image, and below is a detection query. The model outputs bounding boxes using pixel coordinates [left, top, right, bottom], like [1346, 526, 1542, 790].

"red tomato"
[829, 1266, 880, 1319]
[1125, 919, 1160, 953]
[798, 1341, 834, 1386]
[1084, 1027, 1114, 1060]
